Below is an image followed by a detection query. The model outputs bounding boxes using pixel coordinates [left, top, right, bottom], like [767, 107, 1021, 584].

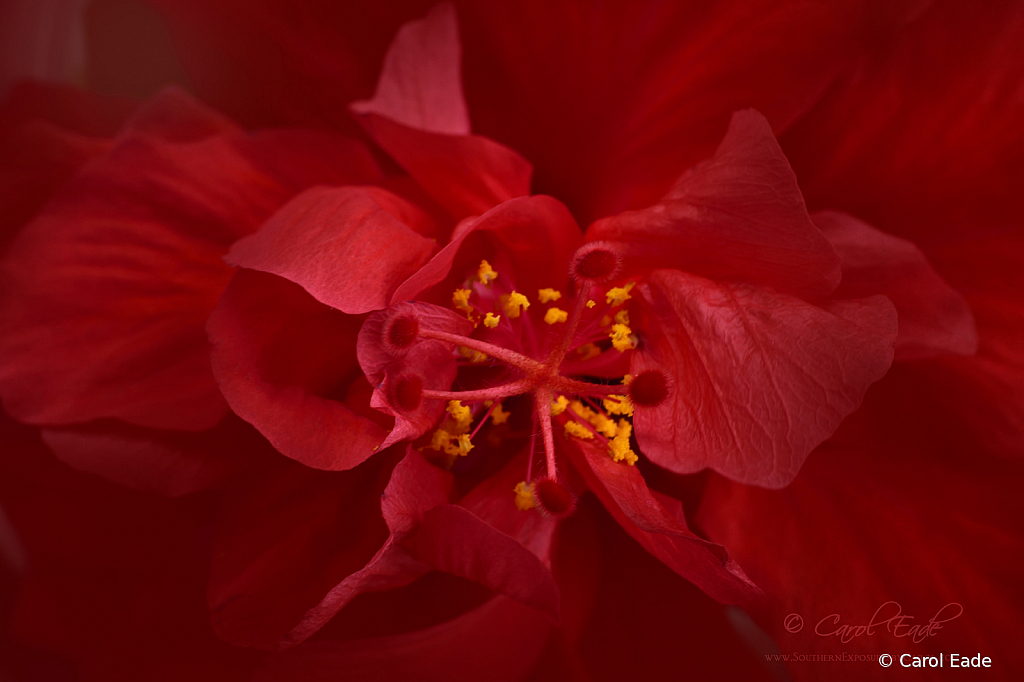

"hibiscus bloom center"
[372, 245, 667, 516]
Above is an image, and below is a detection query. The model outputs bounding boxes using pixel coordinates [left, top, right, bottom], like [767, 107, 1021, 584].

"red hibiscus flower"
[1, 2, 1022, 681]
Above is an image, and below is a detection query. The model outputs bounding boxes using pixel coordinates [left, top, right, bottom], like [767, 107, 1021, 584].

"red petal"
[588, 110, 840, 300]
[226, 186, 435, 314]
[563, 433, 760, 605]
[40, 416, 268, 497]
[0, 90, 381, 432]
[698, 369, 1024, 680]
[814, 210, 977, 360]
[541, 496, 777, 682]
[349, 3, 469, 135]
[0, 135, 239, 430]
[392, 195, 582, 303]
[207, 269, 388, 470]
[633, 269, 896, 487]
[783, 1, 1024, 243]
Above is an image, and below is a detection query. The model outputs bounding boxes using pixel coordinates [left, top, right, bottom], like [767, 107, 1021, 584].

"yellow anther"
[444, 433, 474, 457]
[447, 400, 473, 434]
[575, 342, 601, 361]
[453, 288, 473, 314]
[491, 402, 510, 425]
[537, 288, 562, 303]
[504, 291, 530, 318]
[614, 309, 630, 325]
[569, 399, 617, 438]
[603, 394, 634, 417]
[483, 312, 501, 328]
[544, 307, 569, 325]
[586, 300, 596, 308]
[622, 374, 634, 385]
[458, 346, 488, 363]
[610, 323, 636, 352]
[564, 420, 595, 440]
[429, 428, 453, 452]
[550, 395, 569, 416]
[595, 414, 618, 438]
[606, 282, 635, 306]
[569, 399, 596, 421]
[514, 482, 536, 511]
[609, 435, 637, 465]
[600, 315, 612, 327]
[477, 259, 498, 285]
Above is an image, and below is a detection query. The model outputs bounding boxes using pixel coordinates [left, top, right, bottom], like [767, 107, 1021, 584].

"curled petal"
[226, 186, 435, 315]
[814, 210, 977, 360]
[349, 3, 469, 135]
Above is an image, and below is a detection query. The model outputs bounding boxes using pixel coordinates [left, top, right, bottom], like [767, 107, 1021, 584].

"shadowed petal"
[40, 416, 271, 497]
[814, 210, 977, 360]
[280, 449, 456, 648]
[783, 0, 1024, 244]
[460, 0, 926, 223]
[208, 451, 410, 650]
